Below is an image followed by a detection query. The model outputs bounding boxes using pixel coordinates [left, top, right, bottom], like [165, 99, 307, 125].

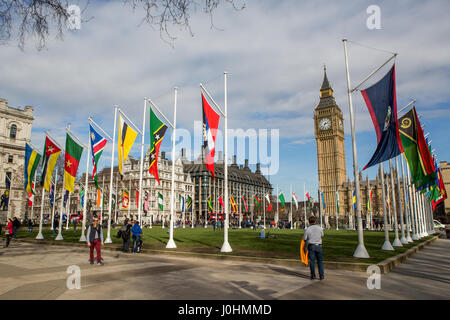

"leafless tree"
[0, 0, 245, 50]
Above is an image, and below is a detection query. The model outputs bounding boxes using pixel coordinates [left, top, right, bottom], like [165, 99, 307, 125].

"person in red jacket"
[4, 218, 13, 248]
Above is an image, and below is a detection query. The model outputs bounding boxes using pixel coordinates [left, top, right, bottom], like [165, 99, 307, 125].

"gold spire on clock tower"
[314, 66, 346, 218]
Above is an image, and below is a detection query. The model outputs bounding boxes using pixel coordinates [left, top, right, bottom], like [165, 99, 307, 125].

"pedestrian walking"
[28, 219, 33, 233]
[72, 217, 77, 232]
[12, 217, 20, 239]
[119, 218, 132, 253]
[86, 217, 104, 265]
[303, 216, 324, 280]
[4, 219, 13, 248]
[131, 220, 143, 253]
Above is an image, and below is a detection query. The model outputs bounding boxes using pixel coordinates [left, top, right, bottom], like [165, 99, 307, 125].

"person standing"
[72, 217, 77, 232]
[12, 217, 20, 239]
[86, 217, 104, 265]
[28, 219, 33, 233]
[131, 220, 143, 253]
[303, 216, 324, 280]
[4, 219, 13, 247]
[120, 218, 132, 253]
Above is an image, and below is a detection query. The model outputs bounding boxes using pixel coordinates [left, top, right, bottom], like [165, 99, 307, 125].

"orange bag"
[300, 239, 309, 266]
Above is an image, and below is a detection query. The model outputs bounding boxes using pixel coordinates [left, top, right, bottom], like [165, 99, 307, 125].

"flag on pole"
[352, 190, 356, 210]
[136, 189, 139, 209]
[179, 194, 185, 212]
[122, 189, 130, 209]
[336, 190, 339, 213]
[63, 189, 69, 208]
[96, 188, 102, 207]
[265, 194, 272, 211]
[202, 93, 220, 179]
[79, 187, 85, 207]
[253, 195, 260, 209]
[230, 196, 237, 213]
[158, 192, 163, 210]
[24, 143, 41, 193]
[242, 196, 248, 212]
[64, 133, 84, 193]
[89, 124, 107, 189]
[399, 107, 437, 189]
[207, 196, 213, 212]
[40, 136, 62, 192]
[144, 191, 149, 212]
[279, 193, 286, 207]
[368, 189, 373, 211]
[361, 65, 403, 170]
[292, 192, 299, 210]
[187, 195, 192, 212]
[118, 114, 138, 178]
[218, 196, 224, 208]
[149, 108, 168, 184]
[49, 182, 55, 207]
[28, 182, 35, 208]
[320, 191, 325, 210]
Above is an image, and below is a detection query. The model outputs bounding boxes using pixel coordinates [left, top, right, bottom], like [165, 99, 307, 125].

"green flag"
[278, 193, 285, 207]
[158, 192, 163, 211]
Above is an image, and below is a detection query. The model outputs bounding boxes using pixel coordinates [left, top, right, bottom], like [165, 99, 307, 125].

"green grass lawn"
[14, 225, 432, 264]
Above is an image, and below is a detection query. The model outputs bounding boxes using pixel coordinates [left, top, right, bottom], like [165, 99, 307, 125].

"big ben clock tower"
[314, 67, 346, 216]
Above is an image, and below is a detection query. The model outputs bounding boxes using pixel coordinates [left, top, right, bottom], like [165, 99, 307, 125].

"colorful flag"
[64, 133, 84, 193]
[40, 136, 62, 192]
[186, 195, 192, 212]
[279, 193, 286, 207]
[24, 143, 41, 193]
[149, 108, 168, 184]
[242, 196, 248, 212]
[207, 196, 213, 212]
[265, 194, 272, 211]
[89, 124, 107, 189]
[292, 192, 299, 210]
[202, 93, 220, 179]
[122, 189, 130, 209]
[218, 196, 224, 208]
[254, 195, 260, 209]
[361, 65, 403, 170]
[230, 196, 238, 213]
[368, 189, 373, 211]
[118, 114, 138, 177]
[179, 194, 185, 212]
[158, 192, 163, 210]
[79, 187, 85, 207]
[352, 190, 356, 210]
[136, 189, 139, 209]
[399, 107, 437, 189]
[144, 191, 149, 212]
[96, 188, 102, 207]
[320, 191, 325, 210]
[28, 182, 35, 208]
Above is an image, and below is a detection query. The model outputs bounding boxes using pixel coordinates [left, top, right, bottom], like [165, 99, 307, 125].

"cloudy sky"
[1, 0, 450, 200]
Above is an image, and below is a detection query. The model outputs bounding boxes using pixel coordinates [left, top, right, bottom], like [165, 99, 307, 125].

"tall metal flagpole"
[263, 184, 266, 229]
[276, 184, 279, 228]
[105, 106, 118, 244]
[128, 175, 131, 219]
[401, 155, 413, 242]
[137, 98, 147, 225]
[79, 131, 91, 242]
[380, 162, 394, 250]
[66, 192, 71, 230]
[303, 183, 306, 229]
[343, 39, 369, 258]
[389, 159, 402, 247]
[51, 171, 57, 231]
[395, 157, 407, 244]
[166, 87, 178, 249]
[408, 167, 419, 240]
[56, 167, 65, 240]
[36, 183, 46, 239]
[221, 72, 232, 252]
[101, 175, 105, 221]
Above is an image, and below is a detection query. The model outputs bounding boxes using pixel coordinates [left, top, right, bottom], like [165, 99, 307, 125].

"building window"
[8, 155, 13, 163]
[10, 124, 17, 139]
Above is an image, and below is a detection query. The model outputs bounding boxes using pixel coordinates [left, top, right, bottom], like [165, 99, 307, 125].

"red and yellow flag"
[64, 133, 84, 193]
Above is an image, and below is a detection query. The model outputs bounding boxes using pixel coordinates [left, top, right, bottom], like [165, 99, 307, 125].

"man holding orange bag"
[303, 216, 324, 280]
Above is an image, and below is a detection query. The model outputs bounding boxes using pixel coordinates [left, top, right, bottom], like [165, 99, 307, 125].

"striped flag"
[64, 133, 84, 193]
[218, 196, 224, 208]
[158, 192, 163, 210]
[230, 196, 237, 213]
[24, 143, 41, 194]
[149, 108, 168, 184]
[89, 124, 107, 189]
[28, 182, 35, 208]
[179, 194, 185, 212]
[202, 93, 220, 179]
[40, 136, 61, 192]
[292, 192, 299, 210]
[122, 189, 130, 209]
[320, 190, 325, 210]
[265, 194, 272, 211]
[253, 195, 260, 209]
[352, 190, 356, 210]
[186, 195, 192, 212]
[242, 195, 248, 212]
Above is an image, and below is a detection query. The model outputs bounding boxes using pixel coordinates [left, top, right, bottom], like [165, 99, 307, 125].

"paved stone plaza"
[0, 239, 449, 299]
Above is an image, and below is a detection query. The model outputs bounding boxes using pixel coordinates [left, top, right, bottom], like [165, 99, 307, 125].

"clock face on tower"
[339, 119, 343, 131]
[319, 117, 331, 131]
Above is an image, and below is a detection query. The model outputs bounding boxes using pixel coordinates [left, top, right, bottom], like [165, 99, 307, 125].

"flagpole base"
[353, 244, 370, 258]
[406, 235, 413, 243]
[55, 233, 64, 241]
[400, 237, 408, 244]
[79, 234, 86, 242]
[166, 238, 177, 249]
[412, 234, 419, 240]
[220, 241, 232, 253]
[36, 232, 44, 240]
[392, 238, 403, 247]
[381, 241, 395, 251]
[104, 237, 112, 244]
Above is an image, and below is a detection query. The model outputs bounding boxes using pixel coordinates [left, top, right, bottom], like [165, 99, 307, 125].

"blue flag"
[63, 189, 69, 208]
[320, 191, 325, 210]
[361, 65, 403, 170]
[49, 183, 55, 207]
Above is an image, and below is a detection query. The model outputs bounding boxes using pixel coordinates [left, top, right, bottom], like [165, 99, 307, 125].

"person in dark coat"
[120, 218, 132, 253]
